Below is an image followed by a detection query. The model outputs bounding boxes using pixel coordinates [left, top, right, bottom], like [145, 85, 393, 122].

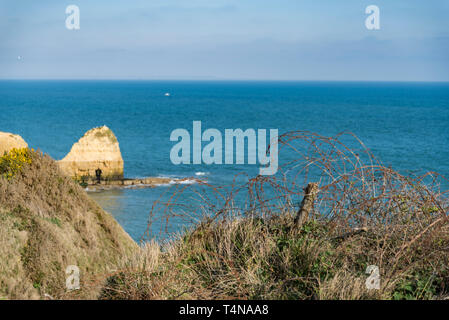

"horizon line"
[1, 78, 449, 83]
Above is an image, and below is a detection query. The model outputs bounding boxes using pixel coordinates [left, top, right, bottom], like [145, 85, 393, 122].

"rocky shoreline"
[1, 126, 192, 191]
[84, 177, 174, 191]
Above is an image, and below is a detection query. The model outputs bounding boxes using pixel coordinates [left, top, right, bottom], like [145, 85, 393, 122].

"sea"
[1, 80, 448, 242]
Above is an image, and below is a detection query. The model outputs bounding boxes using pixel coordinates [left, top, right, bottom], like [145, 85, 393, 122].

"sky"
[0, 0, 448, 81]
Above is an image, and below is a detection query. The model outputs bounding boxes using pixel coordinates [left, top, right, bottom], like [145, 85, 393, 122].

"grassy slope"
[100, 213, 449, 300]
[0, 150, 138, 299]
[2, 148, 449, 300]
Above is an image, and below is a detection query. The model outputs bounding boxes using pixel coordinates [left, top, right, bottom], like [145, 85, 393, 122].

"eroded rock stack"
[0, 131, 28, 155]
[57, 126, 124, 180]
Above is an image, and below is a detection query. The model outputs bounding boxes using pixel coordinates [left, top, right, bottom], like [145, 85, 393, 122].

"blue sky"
[1, 0, 448, 80]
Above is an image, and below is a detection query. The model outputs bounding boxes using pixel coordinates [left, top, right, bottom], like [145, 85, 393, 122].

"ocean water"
[1, 80, 449, 241]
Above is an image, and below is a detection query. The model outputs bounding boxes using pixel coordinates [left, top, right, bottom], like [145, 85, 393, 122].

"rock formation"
[57, 126, 124, 180]
[0, 131, 28, 155]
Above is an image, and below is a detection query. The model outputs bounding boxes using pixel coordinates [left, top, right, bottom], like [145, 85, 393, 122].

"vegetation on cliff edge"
[1, 130, 449, 300]
[99, 132, 449, 300]
[0, 148, 137, 299]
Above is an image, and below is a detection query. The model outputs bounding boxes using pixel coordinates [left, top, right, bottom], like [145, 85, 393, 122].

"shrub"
[100, 131, 449, 300]
[0, 148, 33, 180]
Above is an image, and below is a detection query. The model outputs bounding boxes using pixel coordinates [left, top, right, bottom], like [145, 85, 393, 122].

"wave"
[170, 178, 199, 185]
[150, 178, 202, 187]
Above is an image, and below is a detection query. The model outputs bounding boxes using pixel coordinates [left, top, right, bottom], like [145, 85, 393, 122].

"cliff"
[0, 132, 28, 155]
[0, 148, 138, 299]
[57, 126, 124, 181]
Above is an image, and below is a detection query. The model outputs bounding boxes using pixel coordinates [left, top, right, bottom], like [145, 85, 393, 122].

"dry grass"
[1, 131, 449, 300]
[0, 149, 138, 299]
[100, 131, 449, 300]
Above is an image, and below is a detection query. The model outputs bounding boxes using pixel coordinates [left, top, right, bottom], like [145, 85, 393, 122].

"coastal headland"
[1, 126, 181, 189]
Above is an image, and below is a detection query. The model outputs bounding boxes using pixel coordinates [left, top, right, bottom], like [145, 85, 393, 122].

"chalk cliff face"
[0, 132, 28, 155]
[57, 126, 124, 180]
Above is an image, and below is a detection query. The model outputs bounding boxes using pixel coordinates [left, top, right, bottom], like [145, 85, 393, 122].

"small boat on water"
[165, 92, 170, 97]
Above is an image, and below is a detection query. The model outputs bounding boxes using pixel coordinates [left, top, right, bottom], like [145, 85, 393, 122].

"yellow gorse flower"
[0, 148, 33, 180]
